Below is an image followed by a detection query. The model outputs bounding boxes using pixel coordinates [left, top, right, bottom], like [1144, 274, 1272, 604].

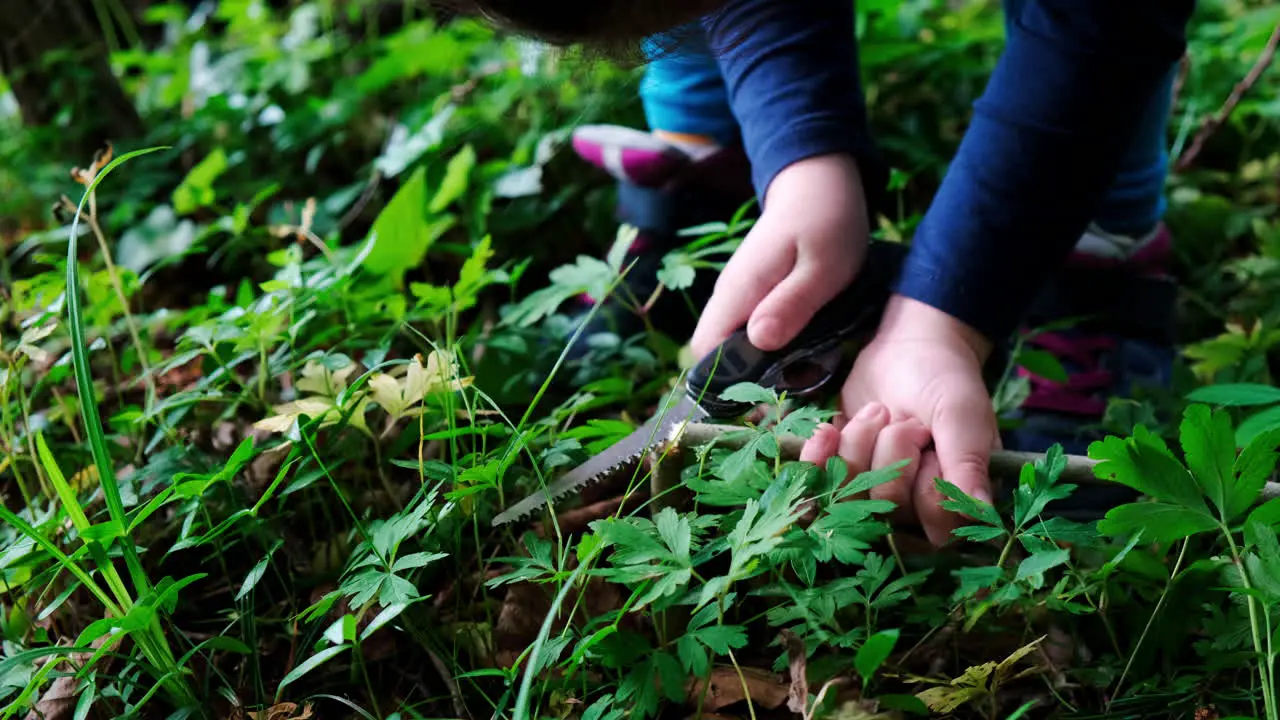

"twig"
[670, 422, 1280, 501]
[1175, 23, 1280, 173]
[426, 649, 471, 720]
[1170, 53, 1191, 115]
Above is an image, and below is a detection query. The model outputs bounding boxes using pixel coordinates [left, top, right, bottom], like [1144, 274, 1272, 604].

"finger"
[913, 451, 949, 546]
[868, 418, 931, 521]
[800, 423, 841, 465]
[747, 258, 853, 351]
[690, 241, 793, 358]
[837, 402, 890, 488]
[917, 401, 998, 546]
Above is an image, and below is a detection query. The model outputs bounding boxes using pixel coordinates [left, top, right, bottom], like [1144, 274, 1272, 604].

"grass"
[4, 0, 1280, 718]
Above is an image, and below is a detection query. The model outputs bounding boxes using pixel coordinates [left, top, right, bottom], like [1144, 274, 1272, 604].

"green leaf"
[276, 644, 350, 697]
[1235, 427, 1280, 520]
[237, 555, 271, 602]
[935, 478, 1002, 529]
[1180, 404, 1239, 522]
[1186, 383, 1280, 407]
[392, 551, 449, 572]
[855, 628, 899, 680]
[172, 147, 229, 214]
[429, 144, 476, 213]
[1088, 426, 1208, 513]
[1017, 348, 1068, 384]
[365, 167, 449, 288]
[1238, 405, 1280, 447]
[718, 382, 778, 406]
[1014, 549, 1070, 582]
[1012, 445, 1075, 529]
[677, 634, 709, 677]
[1247, 497, 1280, 531]
[1097, 502, 1219, 543]
[952, 524, 1007, 543]
[657, 253, 697, 290]
[693, 624, 748, 654]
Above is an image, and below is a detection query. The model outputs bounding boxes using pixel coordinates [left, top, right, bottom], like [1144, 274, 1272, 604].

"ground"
[3, 2, 1280, 719]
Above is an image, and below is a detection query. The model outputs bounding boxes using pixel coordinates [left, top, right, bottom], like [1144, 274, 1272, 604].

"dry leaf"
[24, 635, 110, 720]
[779, 629, 809, 715]
[23, 675, 79, 720]
[685, 667, 790, 712]
[1195, 705, 1220, 720]
[247, 701, 314, 720]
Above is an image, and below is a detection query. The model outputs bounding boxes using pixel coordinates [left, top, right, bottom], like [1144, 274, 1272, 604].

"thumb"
[916, 400, 998, 545]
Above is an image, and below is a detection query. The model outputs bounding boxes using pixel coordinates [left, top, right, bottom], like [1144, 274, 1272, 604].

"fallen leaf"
[247, 701, 314, 720]
[1195, 706, 1220, 720]
[780, 629, 809, 715]
[686, 667, 790, 712]
[24, 635, 110, 720]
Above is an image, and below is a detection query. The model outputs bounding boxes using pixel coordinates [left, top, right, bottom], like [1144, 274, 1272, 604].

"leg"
[564, 25, 755, 358]
[1002, 52, 1182, 517]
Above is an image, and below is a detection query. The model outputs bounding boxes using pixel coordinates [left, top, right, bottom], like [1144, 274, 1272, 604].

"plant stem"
[1108, 538, 1189, 712]
[1224, 529, 1279, 720]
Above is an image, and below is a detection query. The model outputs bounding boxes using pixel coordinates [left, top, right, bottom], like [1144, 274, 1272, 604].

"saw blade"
[492, 394, 708, 526]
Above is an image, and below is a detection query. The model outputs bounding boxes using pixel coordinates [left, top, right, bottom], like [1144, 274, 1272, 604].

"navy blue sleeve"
[892, 1, 1195, 343]
[701, 0, 888, 215]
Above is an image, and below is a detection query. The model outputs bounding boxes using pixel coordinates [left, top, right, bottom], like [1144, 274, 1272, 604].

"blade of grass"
[65, 145, 169, 593]
[65, 145, 199, 711]
[35, 430, 135, 608]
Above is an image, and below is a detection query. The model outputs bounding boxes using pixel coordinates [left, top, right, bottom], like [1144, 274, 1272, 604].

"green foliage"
[3, 0, 1280, 718]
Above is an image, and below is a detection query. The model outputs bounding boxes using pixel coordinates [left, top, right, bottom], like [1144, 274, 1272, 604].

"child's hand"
[804, 294, 1001, 547]
[689, 153, 870, 358]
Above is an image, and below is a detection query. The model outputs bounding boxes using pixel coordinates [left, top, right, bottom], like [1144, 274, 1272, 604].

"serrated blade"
[492, 393, 708, 526]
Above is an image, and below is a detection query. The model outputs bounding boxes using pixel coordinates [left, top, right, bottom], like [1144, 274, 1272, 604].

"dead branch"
[1175, 23, 1280, 173]
[669, 422, 1280, 502]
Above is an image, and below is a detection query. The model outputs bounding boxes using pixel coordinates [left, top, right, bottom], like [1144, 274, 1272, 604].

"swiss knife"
[490, 239, 911, 527]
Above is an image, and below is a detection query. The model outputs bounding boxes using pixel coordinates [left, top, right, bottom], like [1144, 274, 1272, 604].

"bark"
[0, 0, 144, 161]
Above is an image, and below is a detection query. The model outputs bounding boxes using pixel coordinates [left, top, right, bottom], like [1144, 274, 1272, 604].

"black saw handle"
[686, 239, 909, 418]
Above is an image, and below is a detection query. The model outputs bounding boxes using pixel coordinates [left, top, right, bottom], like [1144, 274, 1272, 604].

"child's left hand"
[689, 153, 870, 358]
[801, 293, 1001, 547]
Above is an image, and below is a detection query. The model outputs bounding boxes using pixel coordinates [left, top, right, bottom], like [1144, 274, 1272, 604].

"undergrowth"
[4, 1, 1280, 719]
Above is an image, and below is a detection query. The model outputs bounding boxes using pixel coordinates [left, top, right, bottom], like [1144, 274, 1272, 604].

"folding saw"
[491, 240, 908, 527]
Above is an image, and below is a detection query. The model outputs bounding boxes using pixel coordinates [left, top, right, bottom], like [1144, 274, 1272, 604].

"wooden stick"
[671, 422, 1280, 502]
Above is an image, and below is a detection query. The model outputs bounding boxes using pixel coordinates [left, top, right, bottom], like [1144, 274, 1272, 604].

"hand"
[802, 294, 1000, 547]
[689, 153, 870, 358]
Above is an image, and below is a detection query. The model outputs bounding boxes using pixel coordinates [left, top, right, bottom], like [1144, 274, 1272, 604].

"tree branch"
[1175, 23, 1280, 173]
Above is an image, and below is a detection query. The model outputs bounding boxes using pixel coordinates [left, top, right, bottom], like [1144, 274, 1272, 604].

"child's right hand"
[689, 153, 872, 359]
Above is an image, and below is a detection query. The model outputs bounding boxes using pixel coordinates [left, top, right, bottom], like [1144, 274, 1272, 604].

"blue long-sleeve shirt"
[701, 0, 1194, 343]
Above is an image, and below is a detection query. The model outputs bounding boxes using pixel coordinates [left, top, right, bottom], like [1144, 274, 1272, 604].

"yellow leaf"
[421, 349, 473, 394]
[368, 372, 406, 418]
[254, 397, 337, 434]
[915, 684, 987, 714]
[295, 359, 355, 397]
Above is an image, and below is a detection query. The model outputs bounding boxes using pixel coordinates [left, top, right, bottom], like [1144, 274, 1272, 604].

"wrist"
[764, 153, 865, 209]
[876, 294, 994, 364]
